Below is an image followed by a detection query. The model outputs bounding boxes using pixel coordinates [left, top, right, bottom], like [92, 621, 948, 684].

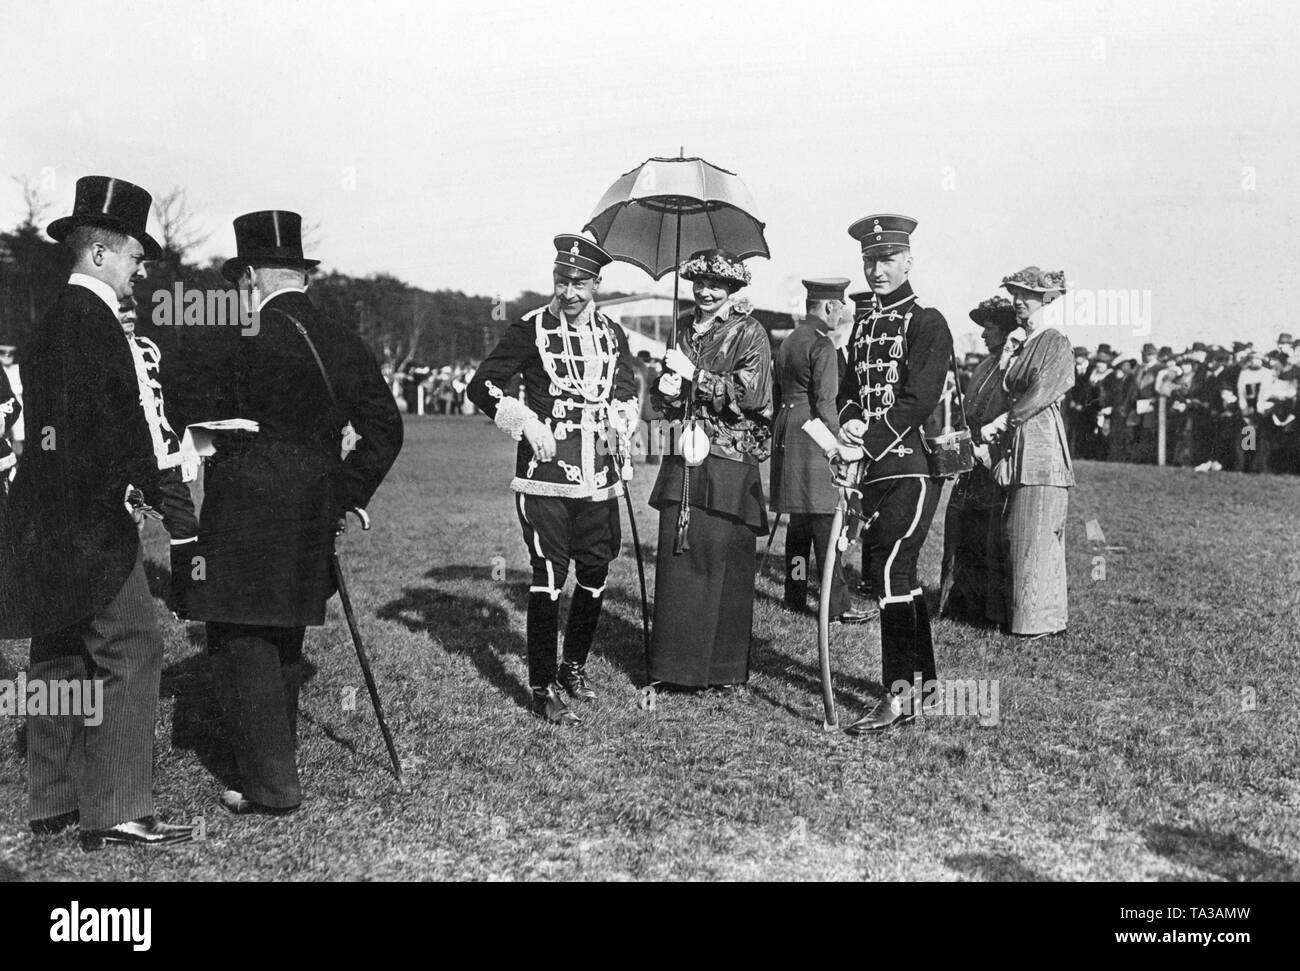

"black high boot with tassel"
[845, 599, 918, 734]
[527, 592, 579, 725]
[559, 586, 602, 702]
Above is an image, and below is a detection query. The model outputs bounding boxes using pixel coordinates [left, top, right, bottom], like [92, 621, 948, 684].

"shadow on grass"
[161, 622, 319, 791]
[377, 564, 648, 711]
[1144, 824, 1300, 881]
[944, 852, 1055, 881]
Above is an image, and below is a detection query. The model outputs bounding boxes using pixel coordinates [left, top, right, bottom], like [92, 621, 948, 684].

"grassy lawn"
[2, 416, 1298, 881]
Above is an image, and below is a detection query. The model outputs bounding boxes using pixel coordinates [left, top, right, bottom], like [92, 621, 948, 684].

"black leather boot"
[531, 683, 581, 725]
[560, 586, 603, 701]
[526, 592, 560, 690]
[845, 600, 918, 734]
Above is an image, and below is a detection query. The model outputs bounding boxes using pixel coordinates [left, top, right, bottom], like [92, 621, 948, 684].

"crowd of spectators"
[957, 333, 1299, 474]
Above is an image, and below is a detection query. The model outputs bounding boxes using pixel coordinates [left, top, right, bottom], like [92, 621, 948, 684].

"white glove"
[658, 372, 683, 397]
[839, 418, 866, 446]
[609, 399, 639, 437]
[523, 416, 557, 462]
[981, 413, 1009, 442]
[663, 348, 697, 381]
[973, 443, 992, 469]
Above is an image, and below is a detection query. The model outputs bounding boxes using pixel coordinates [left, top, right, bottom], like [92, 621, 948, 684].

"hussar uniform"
[838, 215, 953, 730]
[466, 235, 639, 718]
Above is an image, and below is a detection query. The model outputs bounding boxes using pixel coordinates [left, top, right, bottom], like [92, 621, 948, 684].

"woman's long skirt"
[1000, 484, 1070, 635]
[938, 465, 1004, 624]
[650, 503, 757, 686]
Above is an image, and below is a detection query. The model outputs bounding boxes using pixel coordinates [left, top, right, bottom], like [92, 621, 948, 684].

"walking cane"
[758, 512, 785, 576]
[332, 523, 402, 780]
[609, 421, 655, 708]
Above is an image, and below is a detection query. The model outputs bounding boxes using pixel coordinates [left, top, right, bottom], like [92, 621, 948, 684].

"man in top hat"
[467, 234, 640, 724]
[770, 278, 869, 624]
[181, 210, 403, 815]
[834, 214, 954, 733]
[0, 175, 197, 849]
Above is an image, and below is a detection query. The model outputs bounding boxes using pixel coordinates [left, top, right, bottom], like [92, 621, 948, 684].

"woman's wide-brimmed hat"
[968, 295, 1017, 330]
[1001, 266, 1067, 294]
[47, 175, 162, 259]
[679, 248, 751, 288]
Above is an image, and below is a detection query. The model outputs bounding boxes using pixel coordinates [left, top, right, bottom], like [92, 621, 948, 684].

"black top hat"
[222, 210, 320, 283]
[47, 175, 161, 259]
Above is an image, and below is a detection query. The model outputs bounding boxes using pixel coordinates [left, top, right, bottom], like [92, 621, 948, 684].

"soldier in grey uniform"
[770, 278, 869, 624]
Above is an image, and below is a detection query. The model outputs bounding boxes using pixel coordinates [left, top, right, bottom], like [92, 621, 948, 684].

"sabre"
[332, 517, 402, 779]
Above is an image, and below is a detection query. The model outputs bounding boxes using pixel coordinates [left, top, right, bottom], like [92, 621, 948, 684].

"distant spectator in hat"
[1276, 332, 1293, 363]
[1191, 349, 1238, 471]
[1236, 350, 1270, 472]
[1075, 345, 1113, 460]
[1064, 345, 1092, 455]
[1119, 342, 1162, 464]
[1101, 354, 1136, 462]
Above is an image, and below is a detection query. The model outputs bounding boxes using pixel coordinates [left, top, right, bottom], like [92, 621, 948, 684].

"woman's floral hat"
[679, 248, 752, 288]
[1001, 266, 1067, 294]
[969, 295, 1017, 329]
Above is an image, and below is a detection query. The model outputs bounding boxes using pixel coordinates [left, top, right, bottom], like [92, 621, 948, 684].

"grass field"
[2, 415, 1298, 881]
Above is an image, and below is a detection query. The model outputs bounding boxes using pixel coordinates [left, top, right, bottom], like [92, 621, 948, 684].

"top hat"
[680, 248, 751, 288]
[848, 214, 917, 255]
[47, 175, 161, 259]
[1277, 332, 1294, 344]
[802, 277, 850, 302]
[553, 233, 612, 280]
[222, 210, 320, 283]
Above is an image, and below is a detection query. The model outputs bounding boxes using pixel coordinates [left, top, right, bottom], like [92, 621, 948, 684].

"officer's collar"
[547, 297, 596, 328]
[804, 313, 831, 335]
[871, 280, 916, 312]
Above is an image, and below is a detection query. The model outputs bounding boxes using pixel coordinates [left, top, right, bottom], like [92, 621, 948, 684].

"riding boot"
[526, 592, 560, 690]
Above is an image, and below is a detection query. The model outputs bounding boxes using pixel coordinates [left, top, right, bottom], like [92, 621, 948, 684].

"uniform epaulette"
[523, 306, 548, 322]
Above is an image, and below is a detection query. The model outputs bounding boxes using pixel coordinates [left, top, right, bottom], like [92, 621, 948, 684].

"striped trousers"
[27, 549, 162, 830]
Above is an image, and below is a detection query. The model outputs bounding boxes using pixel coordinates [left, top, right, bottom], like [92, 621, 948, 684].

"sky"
[2, 0, 1297, 353]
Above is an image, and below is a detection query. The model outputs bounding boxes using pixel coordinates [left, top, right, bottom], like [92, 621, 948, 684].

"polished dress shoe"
[844, 694, 915, 735]
[30, 810, 79, 835]
[220, 790, 300, 816]
[831, 608, 874, 626]
[558, 661, 597, 702]
[531, 683, 581, 725]
[79, 816, 194, 851]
